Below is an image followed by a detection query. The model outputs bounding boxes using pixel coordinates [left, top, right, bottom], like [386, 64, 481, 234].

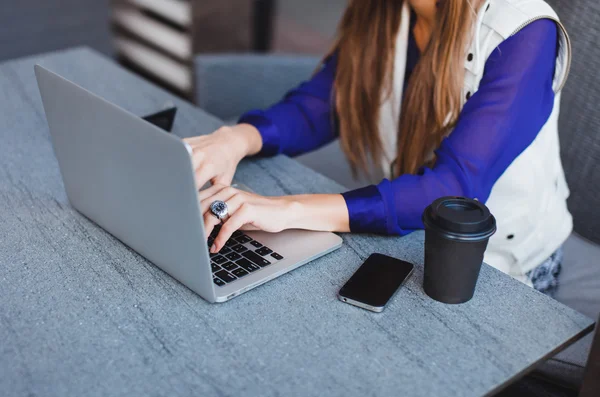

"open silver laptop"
[35, 65, 342, 303]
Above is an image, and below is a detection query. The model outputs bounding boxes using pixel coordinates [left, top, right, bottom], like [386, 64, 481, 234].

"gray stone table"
[0, 48, 594, 397]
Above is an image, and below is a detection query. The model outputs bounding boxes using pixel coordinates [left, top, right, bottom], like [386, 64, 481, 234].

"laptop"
[34, 65, 343, 303]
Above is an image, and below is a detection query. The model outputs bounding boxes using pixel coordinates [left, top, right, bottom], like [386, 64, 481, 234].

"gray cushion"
[535, 233, 600, 389]
[545, 0, 600, 244]
[555, 233, 600, 320]
[195, 55, 320, 121]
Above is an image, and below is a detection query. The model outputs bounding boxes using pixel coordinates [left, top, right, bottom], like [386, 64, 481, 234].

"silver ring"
[210, 200, 229, 222]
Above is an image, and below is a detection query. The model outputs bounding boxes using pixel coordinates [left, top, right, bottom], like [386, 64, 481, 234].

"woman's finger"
[203, 192, 248, 245]
[197, 183, 223, 203]
[189, 142, 207, 168]
[200, 186, 240, 215]
[203, 210, 222, 242]
[211, 204, 253, 252]
[203, 193, 251, 252]
[194, 164, 216, 190]
[198, 183, 230, 210]
[214, 192, 246, 216]
[190, 148, 216, 189]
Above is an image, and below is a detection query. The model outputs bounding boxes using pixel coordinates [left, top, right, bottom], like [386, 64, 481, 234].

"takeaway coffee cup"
[422, 197, 497, 304]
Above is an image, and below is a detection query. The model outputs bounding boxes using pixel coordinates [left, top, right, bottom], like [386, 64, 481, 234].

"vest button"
[468, 53, 474, 62]
[466, 92, 472, 100]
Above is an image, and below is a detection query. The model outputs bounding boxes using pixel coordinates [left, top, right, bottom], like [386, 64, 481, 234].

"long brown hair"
[330, 0, 482, 177]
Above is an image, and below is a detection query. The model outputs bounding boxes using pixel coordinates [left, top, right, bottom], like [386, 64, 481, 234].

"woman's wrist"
[281, 194, 350, 233]
[229, 123, 264, 159]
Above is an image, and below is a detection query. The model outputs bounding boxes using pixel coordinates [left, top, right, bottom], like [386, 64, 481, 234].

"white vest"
[380, 0, 573, 284]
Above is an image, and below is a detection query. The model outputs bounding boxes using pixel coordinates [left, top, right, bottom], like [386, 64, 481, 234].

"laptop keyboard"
[209, 226, 284, 287]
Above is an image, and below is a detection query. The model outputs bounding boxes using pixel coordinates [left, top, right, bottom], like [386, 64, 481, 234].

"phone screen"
[339, 254, 414, 310]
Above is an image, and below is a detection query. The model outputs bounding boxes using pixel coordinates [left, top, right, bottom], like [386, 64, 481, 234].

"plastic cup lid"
[423, 197, 496, 238]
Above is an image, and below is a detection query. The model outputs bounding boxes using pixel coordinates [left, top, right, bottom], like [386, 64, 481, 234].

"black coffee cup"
[422, 197, 496, 304]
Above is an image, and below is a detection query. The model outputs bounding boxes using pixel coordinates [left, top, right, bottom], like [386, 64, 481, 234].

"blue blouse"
[239, 19, 558, 235]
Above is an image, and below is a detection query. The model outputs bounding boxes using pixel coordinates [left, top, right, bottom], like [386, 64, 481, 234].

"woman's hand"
[199, 185, 351, 253]
[183, 124, 263, 188]
[199, 184, 296, 252]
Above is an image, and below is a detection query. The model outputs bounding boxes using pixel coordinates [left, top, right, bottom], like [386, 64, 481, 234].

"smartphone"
[338, 253, 414, 312]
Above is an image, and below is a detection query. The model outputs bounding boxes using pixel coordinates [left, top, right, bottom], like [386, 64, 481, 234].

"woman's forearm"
[237, 55, 338, 158]
[284, 194, 351, 233]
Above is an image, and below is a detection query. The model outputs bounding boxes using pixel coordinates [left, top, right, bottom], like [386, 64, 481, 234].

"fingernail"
[210, 244, 217, 253]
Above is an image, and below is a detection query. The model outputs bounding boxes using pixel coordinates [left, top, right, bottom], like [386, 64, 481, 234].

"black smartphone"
[338, 254, 414, 312]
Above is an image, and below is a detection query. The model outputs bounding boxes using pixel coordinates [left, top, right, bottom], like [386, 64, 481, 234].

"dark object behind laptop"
[143, 107, 177, 132]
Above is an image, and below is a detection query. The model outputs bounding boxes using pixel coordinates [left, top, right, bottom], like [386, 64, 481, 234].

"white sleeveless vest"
[379, 0, 573, 285]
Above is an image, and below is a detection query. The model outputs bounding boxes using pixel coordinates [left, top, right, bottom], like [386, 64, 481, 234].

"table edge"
[484, 321, 596, 396]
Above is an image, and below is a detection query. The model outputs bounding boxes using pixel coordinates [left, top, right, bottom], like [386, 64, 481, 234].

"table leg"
[580, 318, 600, 397]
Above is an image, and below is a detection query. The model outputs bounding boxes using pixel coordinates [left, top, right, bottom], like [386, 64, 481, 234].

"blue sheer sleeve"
[238, 55, 338, 157]
[342, 19, 559, 235]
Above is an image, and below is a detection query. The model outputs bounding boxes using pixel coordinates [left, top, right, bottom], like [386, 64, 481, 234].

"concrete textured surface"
[0, 48, 594, 397]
